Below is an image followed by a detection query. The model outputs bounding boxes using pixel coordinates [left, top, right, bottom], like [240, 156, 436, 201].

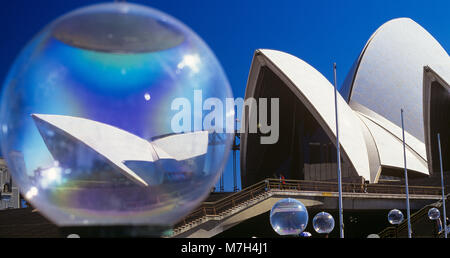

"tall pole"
[233, 133, 237, 192]
[400, 109, 412, 238]
[437, 133, 447, 238]
[333, 63, 344, 238]
[233, 106, 239, 192]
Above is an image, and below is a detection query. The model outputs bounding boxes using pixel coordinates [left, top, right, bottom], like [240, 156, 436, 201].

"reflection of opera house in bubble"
[240, 18, 450, 187]
[31, 114, 209, 187]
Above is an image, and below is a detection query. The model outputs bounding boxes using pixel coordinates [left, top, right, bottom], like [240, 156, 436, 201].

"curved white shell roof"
[32, 114, 208, 187]
[345, 18, 449, 143]
[356, 113, 428, 176]
[422, 61, 450, 173]
[244, 49, 372, 181]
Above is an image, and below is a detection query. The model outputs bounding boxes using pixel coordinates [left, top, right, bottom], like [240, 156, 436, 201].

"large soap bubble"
[270, 198, 308, 235]
[312, 211, 335, 234]
[428, 207, 440, 220]
[387, 209, 404, 225]
[0, 2, 233, 227]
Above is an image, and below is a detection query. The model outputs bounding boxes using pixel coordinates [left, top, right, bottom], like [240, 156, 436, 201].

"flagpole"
[437, 133, 448, 238]
[333, 63, 344, 238]
[401, 109, 412, 238]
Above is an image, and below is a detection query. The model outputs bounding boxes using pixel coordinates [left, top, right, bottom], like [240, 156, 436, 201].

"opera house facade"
[240, 18, 450, 187]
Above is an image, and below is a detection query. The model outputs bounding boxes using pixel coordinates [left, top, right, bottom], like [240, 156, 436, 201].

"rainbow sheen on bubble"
[0, 3, 233, 226]
[269, 198, 308, 236]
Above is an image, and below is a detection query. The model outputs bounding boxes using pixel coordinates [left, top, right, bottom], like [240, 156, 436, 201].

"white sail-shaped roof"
[32, 114, 208, 187]
[242, 49, 372, 181]
[343, 18, 449, 143]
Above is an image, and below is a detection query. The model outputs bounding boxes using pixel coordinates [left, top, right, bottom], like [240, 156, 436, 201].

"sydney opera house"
[0, 16, 449, 238]
[240, 18, 450, 188]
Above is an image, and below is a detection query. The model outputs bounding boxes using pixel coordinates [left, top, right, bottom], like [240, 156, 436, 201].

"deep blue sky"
[1, 0, 449, 191]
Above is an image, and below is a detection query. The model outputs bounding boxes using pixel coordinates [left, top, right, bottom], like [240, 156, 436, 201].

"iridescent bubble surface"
[312, 212, 335, 234]
[270, 198, 308, 236]
[428, 207, 440, 220]
[0, 3, 233, 226]
[387, 209, 404, 225]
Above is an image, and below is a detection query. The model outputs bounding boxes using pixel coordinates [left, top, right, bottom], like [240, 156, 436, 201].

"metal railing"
[266, 179, 443, 196]
[173, 178, 444, 232]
